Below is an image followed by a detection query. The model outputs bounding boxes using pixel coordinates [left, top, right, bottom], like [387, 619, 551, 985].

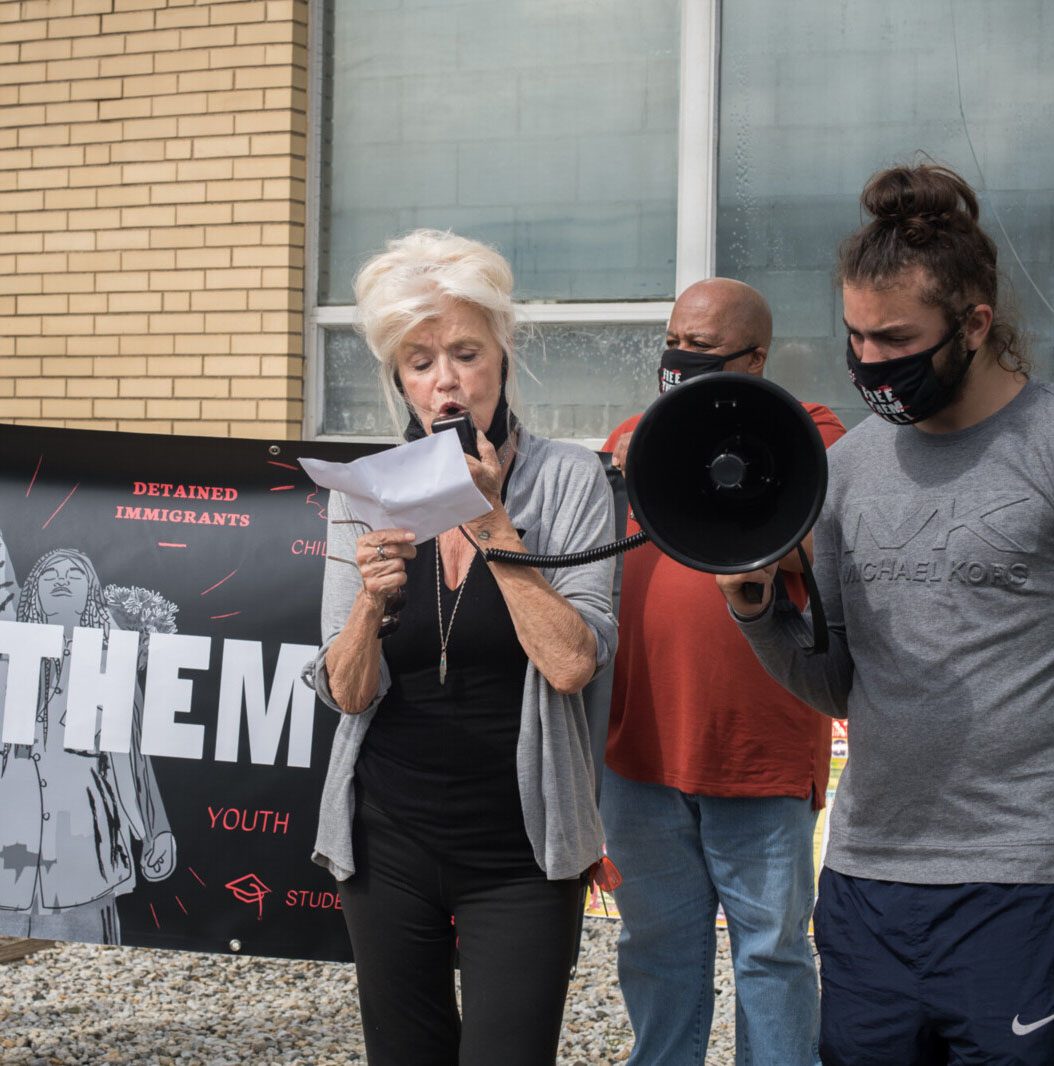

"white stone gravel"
[0, 920, 741, 1065]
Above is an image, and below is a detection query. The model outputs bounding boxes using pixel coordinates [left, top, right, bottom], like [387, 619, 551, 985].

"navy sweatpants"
[814, 868, 1054, 1066]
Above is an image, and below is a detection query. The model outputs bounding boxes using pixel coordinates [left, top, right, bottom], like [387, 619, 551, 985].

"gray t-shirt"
[736, 378, 1054, 884]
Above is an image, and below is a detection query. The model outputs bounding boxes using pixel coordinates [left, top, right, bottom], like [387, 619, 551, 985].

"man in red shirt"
[602, 278, 845, 1066]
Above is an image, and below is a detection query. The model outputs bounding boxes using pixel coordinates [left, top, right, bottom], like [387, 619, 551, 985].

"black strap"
[771, 543, 828, 656]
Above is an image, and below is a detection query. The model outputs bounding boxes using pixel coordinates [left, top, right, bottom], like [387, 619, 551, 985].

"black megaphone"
[622, 372, 829, 654]
[622, 372, 827, 573]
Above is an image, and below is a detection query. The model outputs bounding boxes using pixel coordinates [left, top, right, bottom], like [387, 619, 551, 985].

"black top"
[355, 536, 537, 870]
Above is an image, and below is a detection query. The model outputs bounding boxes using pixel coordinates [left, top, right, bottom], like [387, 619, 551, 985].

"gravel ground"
[0, 920, 743, 1065]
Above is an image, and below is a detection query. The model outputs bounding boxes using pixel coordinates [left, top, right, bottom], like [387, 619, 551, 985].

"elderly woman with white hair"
[307, 230, 617, 1066]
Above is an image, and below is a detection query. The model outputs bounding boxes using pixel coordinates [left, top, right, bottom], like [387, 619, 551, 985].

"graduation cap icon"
[225, 873, 272, 920]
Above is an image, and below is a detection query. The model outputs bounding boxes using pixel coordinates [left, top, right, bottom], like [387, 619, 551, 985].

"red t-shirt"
[604, 402, 846, 808]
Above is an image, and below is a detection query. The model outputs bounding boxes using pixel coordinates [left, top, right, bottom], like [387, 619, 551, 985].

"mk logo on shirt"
[842, 494, 1035, 588]
[845, 495, 1030, 553]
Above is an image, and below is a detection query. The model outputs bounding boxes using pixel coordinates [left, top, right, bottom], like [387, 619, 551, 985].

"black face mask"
[845, 313, 976, 425]
[658, 346, 756, 394]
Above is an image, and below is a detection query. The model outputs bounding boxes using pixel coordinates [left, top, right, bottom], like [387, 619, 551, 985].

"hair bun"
[862, 163, 979, 245]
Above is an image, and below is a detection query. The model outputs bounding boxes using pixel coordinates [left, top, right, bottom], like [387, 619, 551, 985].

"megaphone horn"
[623, 372, 828, 574]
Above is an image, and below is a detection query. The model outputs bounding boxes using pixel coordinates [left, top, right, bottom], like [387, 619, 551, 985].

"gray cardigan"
[306, 428, 618, 881]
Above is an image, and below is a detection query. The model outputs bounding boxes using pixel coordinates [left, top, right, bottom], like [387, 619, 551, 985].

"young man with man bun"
[719, 162, 1054, 1066]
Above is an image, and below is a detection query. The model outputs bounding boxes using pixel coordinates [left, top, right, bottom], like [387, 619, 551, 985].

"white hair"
[353, 229, 522, 434]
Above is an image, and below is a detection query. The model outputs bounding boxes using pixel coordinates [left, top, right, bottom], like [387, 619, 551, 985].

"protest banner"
[0, 423, 381, 962]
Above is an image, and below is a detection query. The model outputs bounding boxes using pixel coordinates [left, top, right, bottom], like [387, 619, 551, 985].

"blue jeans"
[601, 768, 821, 1066]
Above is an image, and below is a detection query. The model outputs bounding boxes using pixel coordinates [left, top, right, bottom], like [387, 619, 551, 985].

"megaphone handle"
[741, 581, 766, 604]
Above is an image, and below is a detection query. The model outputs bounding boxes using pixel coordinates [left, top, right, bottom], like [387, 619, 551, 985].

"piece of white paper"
[298, 430, 492, 544]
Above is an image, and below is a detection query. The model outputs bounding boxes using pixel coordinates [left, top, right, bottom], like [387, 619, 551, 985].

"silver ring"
[375, 544, 387, 560]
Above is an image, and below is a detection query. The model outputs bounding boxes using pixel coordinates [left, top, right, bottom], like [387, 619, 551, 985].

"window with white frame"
[307, 0, 1054, 442]
[307, 0, 716, 444]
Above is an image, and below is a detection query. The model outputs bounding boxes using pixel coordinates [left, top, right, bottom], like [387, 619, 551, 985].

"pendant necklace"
[436, 541, 473, 685]
[434, 431, 513, 681]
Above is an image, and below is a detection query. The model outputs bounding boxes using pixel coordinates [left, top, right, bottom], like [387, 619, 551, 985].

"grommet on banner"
[268, 444, 281, 456]
[229, 939, 242, 953]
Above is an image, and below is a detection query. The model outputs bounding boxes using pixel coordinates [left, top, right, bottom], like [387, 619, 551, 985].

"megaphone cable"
[481, 529, 650, 569]
[473, 530, 828, 658]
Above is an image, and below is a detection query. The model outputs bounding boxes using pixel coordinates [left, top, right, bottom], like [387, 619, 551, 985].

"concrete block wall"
[0, 0, 308, 438]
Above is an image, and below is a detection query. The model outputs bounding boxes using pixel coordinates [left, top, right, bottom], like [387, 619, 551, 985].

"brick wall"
[0, 0, 308, 438]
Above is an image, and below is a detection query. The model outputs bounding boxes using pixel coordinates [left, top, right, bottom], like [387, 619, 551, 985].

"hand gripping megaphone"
[484, 372, 830, 653]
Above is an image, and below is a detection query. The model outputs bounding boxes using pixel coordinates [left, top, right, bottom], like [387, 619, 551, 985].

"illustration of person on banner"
[0, 545, 178, 944]
[305, 229, 618, 1066]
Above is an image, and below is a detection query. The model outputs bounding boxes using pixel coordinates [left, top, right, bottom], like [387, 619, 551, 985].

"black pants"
[337, 798, 584, 1066]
